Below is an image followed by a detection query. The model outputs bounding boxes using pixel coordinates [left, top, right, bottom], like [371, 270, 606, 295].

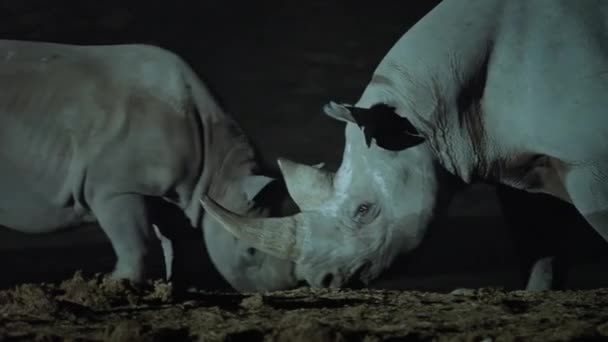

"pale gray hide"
[0, 40, 298, 292]
[202, 0, 608, 289]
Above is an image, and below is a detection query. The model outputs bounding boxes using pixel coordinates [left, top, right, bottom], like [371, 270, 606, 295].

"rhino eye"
[356, 203, 371, 215]
[352, 202, 379, 225]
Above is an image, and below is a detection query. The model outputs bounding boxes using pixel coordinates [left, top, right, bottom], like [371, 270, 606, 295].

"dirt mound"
[1, 272, 608, 341]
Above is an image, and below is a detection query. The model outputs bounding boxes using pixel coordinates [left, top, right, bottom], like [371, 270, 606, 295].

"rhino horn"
[277, 158, 334, 211]
[200, 196, 301, 261]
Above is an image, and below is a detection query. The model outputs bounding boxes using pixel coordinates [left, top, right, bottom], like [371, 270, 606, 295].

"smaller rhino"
[0, 40, 300, 291]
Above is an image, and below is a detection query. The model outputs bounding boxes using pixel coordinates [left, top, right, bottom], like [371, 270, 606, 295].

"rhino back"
[0, 41, 203, 232]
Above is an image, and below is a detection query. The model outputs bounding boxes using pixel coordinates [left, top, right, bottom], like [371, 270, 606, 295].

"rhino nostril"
[320, 273, 334, 288]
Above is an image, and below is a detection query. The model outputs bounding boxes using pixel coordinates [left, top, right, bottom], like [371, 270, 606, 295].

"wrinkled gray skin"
[203, 0, 608, 290]
[0, 40, 299, 292]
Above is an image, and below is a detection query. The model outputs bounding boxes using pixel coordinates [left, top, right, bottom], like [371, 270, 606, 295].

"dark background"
[0, 0, 606, 291]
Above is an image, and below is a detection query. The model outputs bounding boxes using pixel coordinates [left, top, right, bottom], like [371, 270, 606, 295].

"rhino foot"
[525, 256, 555, 292]
[110, 254, 148, 283]
[449, 288, 476, 295]
[91, 194, 155, 284]
[110, 267, 143, 283]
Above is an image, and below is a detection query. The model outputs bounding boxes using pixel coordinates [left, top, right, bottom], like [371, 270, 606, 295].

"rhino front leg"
[562, 165, 608, 242]
[525, 256, 560, 291]
[496, 185, 573, 291]
[153, 224, 174, 280]
[91, 194, 155, 282]
[146, 198, 213, 289]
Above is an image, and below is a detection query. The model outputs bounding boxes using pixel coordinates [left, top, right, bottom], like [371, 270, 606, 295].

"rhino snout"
[302, 260, 373, 289]
[301, 269, 340, 288]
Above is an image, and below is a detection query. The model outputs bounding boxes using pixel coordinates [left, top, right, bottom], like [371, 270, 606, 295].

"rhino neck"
[354, 0, 501, 183]
[174, 60, 266, 226]
[424, 103, 490, 184]
[183, 112, 263, 228]
[357, 76, 489, 185]
[205, 124, 261, 214]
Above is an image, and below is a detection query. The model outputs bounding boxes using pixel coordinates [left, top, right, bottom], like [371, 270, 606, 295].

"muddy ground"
[1, 1, 608, 341]
[2, 272, 608, 341]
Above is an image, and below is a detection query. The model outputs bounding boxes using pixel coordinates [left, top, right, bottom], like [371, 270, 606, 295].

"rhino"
[203, 0, 608, 290]
[0, 39, 302, 292]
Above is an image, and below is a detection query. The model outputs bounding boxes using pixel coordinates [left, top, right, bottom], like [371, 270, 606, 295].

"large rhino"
[203, 0, 608, 289]
[0, 40, 300, 292]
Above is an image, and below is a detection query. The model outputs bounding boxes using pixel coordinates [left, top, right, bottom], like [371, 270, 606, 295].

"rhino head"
[202, 102, 453, 288]
[201, 174, 303, 292]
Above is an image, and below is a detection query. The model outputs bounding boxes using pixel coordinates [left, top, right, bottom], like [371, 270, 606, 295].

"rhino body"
[0, 40, 299, 292]
[204, 0, 608, 289]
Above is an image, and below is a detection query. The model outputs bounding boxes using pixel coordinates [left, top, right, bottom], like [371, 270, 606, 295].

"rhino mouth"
[356, 260, 374, 282]
[341, 260, 373, 289]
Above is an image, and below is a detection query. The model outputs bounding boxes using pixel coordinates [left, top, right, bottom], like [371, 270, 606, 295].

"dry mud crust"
[1, 272, 608, 342]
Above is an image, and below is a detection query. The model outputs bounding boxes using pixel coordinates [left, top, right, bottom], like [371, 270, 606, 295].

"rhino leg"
[525, 256, 559, 291]
[91, 194, 155, 282]
[146, 197, 215, 289]
[154, 224, 174, 280]
[562, 165, 608, 242]
[496, 185, 573, 291]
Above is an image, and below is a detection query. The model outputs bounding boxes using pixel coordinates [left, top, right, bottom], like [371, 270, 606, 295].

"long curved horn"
[278, 158, 334, 211]
[200, 196, 301, 261]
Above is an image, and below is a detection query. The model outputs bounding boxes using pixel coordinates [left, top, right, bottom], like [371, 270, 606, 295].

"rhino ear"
[242, 175, 275, 202]
[326, 102, 425, 151]
[323, 101, 357, 124]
